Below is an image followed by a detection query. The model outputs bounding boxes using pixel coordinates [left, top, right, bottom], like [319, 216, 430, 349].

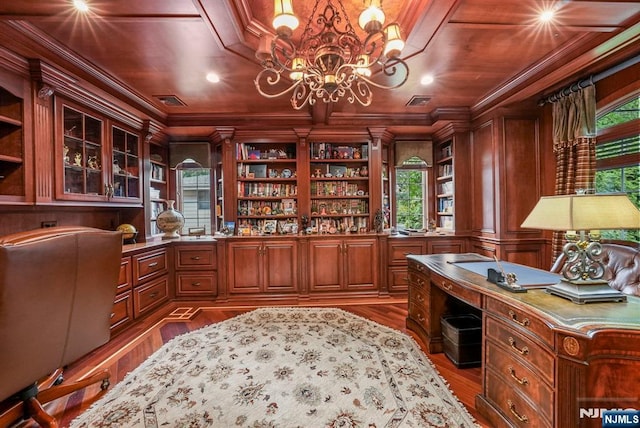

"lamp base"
[545, 279, 627, 304]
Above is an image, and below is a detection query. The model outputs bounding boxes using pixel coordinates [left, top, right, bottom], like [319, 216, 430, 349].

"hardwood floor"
[12, 299, 490, 427]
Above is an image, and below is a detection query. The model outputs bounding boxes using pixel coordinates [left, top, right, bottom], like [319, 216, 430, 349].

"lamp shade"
[521, 193, 640, 231]
[273, 0, 299, 35]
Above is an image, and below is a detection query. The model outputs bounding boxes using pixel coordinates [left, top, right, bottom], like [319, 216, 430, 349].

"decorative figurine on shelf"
[87, 156, 100, 170]
[374, 209, 385, 233]
[63, 145, 70, 164]
[113, 160, 122, 174]
[74, 152, 82, 167]
[353, 147, 361, 159]
[360, 165, 368, 177]
[116, 223, 138, 244]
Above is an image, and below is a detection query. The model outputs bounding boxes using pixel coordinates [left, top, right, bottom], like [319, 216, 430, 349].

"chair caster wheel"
[100, 378, 110, 390]
[54, 374, 64, 385]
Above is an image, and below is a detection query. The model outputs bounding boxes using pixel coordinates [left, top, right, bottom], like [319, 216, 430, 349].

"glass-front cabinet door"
[61, 105, 105, 200]
[56, 101, 142, 203]
[111, 126, 140, 200]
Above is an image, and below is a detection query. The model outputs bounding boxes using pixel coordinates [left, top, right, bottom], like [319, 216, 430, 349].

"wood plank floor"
[12, 299, 490, 427]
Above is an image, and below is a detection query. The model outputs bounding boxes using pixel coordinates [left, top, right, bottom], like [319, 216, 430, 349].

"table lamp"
[521, 193, 640, 303]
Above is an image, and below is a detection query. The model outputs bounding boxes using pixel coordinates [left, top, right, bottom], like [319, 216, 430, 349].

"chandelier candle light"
[521, 192, 640, 303]
[255, 0, 409, 109]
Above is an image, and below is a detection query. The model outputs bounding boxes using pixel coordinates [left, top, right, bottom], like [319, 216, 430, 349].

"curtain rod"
[537, 54, 640, 106]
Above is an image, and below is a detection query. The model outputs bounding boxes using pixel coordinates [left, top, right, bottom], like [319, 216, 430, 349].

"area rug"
[70, 307, 478, 427]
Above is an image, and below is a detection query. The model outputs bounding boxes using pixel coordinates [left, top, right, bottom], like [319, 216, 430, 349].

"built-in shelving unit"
[214, 143, 224, 233]
[309, 142, 370, 233]
[435, 140, 454, 230]
[149, 144, 168, 236]
[111, 126, 140, 200]
[0, 87, 24, 201]
[235, 141, 298, 235]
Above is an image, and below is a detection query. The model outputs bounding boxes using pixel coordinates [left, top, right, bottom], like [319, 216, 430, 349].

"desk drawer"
[176, 272, 217, 296]
[486, 369, 552, 428]
[133, 276, 168, 318]
[485, 340, 554, 421]
[486, 296, 554, 347]
[133, 250, 168, 285]
[486, 316, 554, 385]
[431, 272, 482, 307]
[175, 245, 216, 270]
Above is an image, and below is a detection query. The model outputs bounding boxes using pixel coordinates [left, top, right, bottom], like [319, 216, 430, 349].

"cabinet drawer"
[389, 242, 425, 265]
[133, 276, 168, 318]
[485, 369, 552, 428]
[110, 290, 132, 332]
[485, 316, 554, 385]
[175, 245, 216, 270]
[408, 301, 428, 330]
[133, 249, 168, 285]
[485, 340, 554, 421]
[176, 272, 217, 296]
[486, 296, 554, 347]
[117, 256, 132, 293]
[431, 272, 482, 307]
[388, 266, 409, 292]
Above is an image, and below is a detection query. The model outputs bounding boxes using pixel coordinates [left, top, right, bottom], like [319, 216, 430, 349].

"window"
[595, 94, 639, 242]
[176, 168, 212, 234]
[395, 156, 429, 230]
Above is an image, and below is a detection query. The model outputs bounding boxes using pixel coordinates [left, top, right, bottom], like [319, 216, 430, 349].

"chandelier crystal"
[255, 0, 410, 110]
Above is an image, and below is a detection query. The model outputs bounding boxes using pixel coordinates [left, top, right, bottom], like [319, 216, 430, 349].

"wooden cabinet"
[110, 256, 133, 333]
[0, 85, 26, 202]
[174, 243, 217, 297]
[227, 238, 298, 294]
[55, 100, 141, 203]
[308, 237, 378, 292]
[435, 140, 454, 230]
[309, 142, 370, 232]
[235, 141, 298, 234]
[131, 248, 169, 316]
[387, 238, 426, 293]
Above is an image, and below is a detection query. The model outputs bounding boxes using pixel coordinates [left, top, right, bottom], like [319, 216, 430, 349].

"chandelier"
[254, 0, 409, 110]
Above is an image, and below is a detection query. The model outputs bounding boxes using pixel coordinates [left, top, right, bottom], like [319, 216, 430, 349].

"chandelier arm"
[270, 35, 299, 73]
[254, 68, 305, 99]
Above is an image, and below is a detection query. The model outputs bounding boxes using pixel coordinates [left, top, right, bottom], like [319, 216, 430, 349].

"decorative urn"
[156, 200, 185, 239]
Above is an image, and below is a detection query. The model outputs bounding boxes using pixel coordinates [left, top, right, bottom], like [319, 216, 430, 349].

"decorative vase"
[156, 200, 185, 239]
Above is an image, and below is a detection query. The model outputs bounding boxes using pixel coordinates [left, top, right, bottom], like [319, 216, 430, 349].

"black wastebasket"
[441, 314, 482, 368]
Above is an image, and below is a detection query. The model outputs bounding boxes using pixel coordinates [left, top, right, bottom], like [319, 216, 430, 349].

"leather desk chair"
[0, 226, 122, 427]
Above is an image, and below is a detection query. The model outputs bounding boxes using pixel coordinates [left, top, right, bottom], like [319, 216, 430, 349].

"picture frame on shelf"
[262, 219, 277, 234]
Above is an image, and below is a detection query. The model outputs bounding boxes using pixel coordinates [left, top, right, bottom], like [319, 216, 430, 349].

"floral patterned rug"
[70, 307, 478, 427]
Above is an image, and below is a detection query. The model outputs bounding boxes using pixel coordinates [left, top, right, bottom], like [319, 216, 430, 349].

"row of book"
[311, 181, 367, 197]
[438, 164, 453, 177]
[237, 182, 297, 198]
[438, 197, 454, 213]
[438, 181, 453, 195]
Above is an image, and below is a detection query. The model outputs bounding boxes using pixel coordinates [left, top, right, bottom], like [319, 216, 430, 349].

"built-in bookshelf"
[435, 140, 454, 230]
[149, 144, 168, 236]
[0, 86, 24, 201]
[235, 141, 298, 235]
[214, 143, 224, 233]
[309, 142, 370, 233]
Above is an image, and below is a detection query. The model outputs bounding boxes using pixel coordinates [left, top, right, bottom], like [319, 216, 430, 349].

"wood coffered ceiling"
[0, 0, 639, 137]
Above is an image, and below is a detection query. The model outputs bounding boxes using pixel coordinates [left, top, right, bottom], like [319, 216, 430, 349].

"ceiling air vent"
[154, 95, 186, 107]
[406, 96, 431, 107]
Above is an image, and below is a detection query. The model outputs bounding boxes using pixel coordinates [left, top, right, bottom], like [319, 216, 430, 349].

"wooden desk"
[406, 253, 640, 428]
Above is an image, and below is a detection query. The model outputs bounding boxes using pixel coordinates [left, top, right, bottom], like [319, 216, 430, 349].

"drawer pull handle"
[191, 282, 201, 286]
[509, 310, 530, 327]
[148, 262, 158, 268]
[417, 279, 424, 286]
[190, 256, 201, 260]
[149, 292, 158, 298]
[417, 313, 425, 322]
[442, 281, 453, 291]
[507, 400, 529, 423]
[417, 294, 424, 303]
[508, 366, 529, 385]
[508, 337, 529, 355]
[110, 312, 115, 318]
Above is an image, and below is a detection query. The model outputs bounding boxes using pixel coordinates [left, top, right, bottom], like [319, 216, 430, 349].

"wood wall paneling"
[471, 121, 496, 235]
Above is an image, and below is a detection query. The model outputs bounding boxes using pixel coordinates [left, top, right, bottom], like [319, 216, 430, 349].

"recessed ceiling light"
[420, 75, 434, 85]
[73, 0, 89, 12]
[206, 72, 220, 83]
[539, 9, 555, 23]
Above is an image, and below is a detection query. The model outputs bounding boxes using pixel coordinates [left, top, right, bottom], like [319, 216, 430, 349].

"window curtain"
[550, 85, 597, 261]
